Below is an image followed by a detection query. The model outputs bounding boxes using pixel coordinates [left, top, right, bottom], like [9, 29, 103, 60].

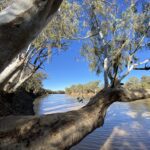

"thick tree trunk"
[0, 0, 63, 73]
[0, 88, 150, 150]
[0, 44, 33, 91]
[104, 58, 109, 88]
[3, 69, 21, 92]
[10, 72, 33, 93]
[0, 56, 24, 90]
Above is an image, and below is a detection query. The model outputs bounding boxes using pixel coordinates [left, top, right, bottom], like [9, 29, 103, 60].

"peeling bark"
[0, 0, 63, 73]
[0, 88, 150, 150]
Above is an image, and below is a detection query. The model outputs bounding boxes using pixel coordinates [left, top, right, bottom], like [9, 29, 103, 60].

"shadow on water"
[34, 95, 150, 150]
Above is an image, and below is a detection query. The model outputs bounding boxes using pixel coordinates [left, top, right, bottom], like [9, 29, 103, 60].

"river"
[34, 94, 150, 150]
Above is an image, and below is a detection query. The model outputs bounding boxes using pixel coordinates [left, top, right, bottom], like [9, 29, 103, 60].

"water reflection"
[34, 94, 88, 115]
[34, 95, 150, 150]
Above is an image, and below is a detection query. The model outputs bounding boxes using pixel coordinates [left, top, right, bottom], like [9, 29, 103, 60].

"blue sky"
[43, 41, 149, 91]
[43, 41, 101, 90]
[42, 0, 150, 91]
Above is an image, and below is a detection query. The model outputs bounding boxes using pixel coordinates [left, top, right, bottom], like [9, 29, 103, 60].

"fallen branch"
[0, 88, 150, 150]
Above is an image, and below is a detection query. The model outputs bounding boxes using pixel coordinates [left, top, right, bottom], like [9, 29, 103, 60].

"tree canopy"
[78, 0, 150, 87]
[65, 81, 100, 95]
[0, 0, 80, 92]
[125, 76, 150, 89]
[1, 0, 149, 92]
[22, 72, 47, 94]
[0, 1, 150, 150]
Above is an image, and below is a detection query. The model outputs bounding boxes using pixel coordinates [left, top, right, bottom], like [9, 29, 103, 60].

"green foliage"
[141, 76, 150, 89]
[22, 72, 47, 94]
[125, 76, 150, 89]
[1, 0, 149, 89]
[0, 0, 81, 68]
[80, 0, 150, 83]
[0, 0, 81, 88]
[34, 0, 80, 51]
[125, 77, 141, 89]
[29, 0, 81, 71]
[65, 81, 100, 95]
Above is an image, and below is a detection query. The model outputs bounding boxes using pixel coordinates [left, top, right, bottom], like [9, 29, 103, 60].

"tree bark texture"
[0, 88, 150, 150]
[0, 0, 63, 73]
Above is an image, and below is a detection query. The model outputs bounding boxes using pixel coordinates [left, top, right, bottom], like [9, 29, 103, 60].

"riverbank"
[0, 89, 39, 117]
[68, 92, 96, 100]
[67, 88, 150, 100]
[0, 88, 65, 117]
[29, 94, 150, 150]
[46, 89, 65, 94]
[1, 88, 150, 150]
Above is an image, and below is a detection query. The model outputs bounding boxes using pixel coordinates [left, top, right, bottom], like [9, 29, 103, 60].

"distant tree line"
[65, 76, 150, 96]
[125, 76, 150, 90]
[21, 72, 65, 95]
[0, 1, 150, 149]
[65, 81, 100, 96]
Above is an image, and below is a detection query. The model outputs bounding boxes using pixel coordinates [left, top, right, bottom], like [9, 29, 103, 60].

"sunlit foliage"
[125, 76, 150, 89]
[22, 72, 47, 94]
[79, 0, 150, 87]
[65, 81, 100, 95]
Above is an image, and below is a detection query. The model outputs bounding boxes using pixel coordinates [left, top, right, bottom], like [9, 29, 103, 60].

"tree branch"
[0, 0, 63, 73]
[0, 88, 150, 150]
[119, 59, 150, 81]
[134, 67, 150, 70]
[53, 31, 100, 41]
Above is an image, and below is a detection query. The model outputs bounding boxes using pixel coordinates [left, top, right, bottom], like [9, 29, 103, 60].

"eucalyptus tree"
[125, 77, 141, 89]
[0, 0, 63, 92]
[0, 0, 63, 73]
[0, 1, 150, 150]
[0, 0, 80, 92]
[22, 72, 47, 94]
[141, 76, 150, 88]
[65, 80, 100, 95]
[80, 0, 150, 88]
[125, 76, 150, 89]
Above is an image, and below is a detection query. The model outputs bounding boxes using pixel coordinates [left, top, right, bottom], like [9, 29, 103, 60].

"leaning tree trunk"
[0, 88, 150, 150]
[0, 43, 33, 91]
[3, 69, 22, 92]
[9, 71, 34, 93]
[0, 56, 24, 90]
[0, 0, 63, 73]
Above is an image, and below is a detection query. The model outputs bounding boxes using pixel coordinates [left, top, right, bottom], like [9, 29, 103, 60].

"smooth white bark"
[99, 31, 109, 88]
[120, 59, 150, 81]
[10, 73, 33, 92]
[3, 69, 21, 92]
[104, 57, 109, 88]
[0, 44, 34, 91]
[0, 57, 24, 86]
[0, 0, 63, 73]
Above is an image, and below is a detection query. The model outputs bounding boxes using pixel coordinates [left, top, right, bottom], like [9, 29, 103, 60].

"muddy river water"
[34, 94, 150, 150]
